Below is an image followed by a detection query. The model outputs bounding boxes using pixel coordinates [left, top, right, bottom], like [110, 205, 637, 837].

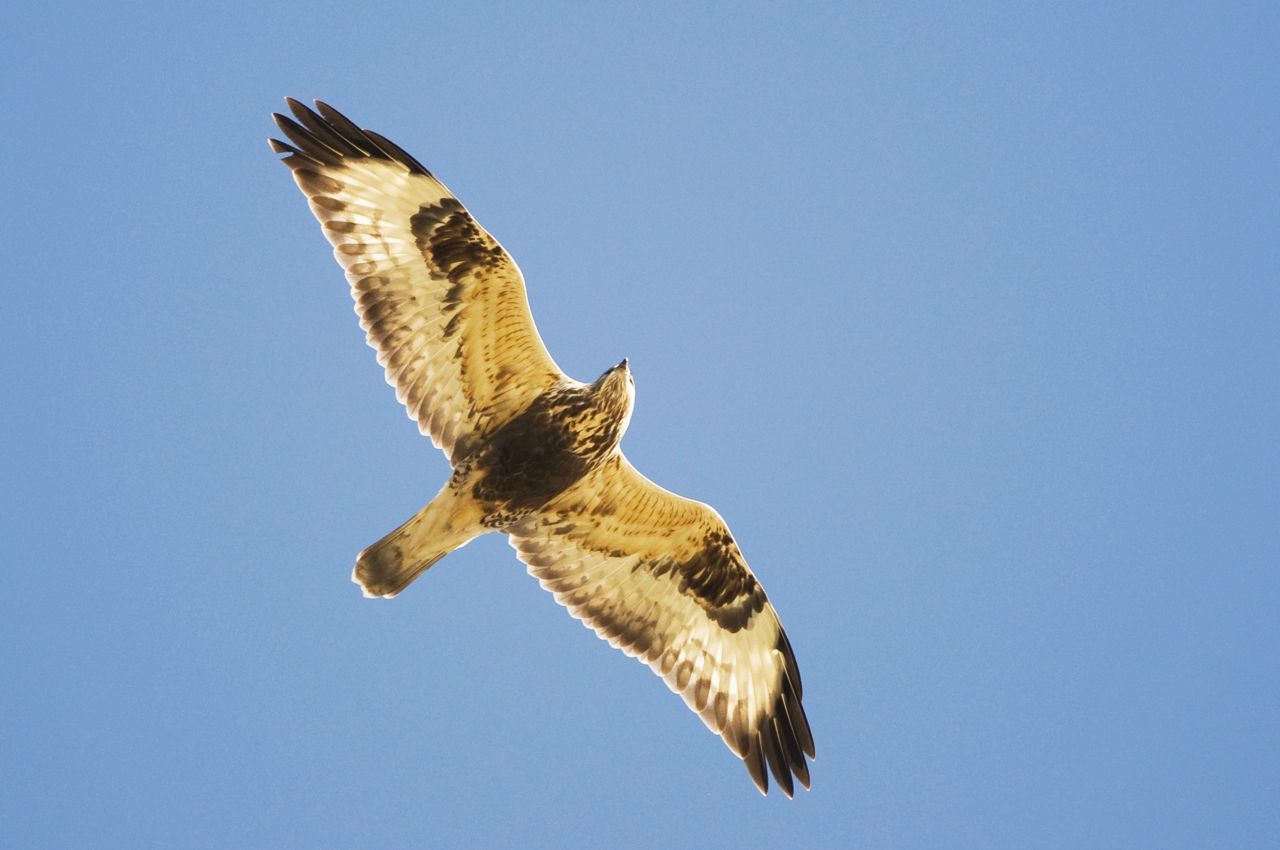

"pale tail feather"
[353, 486, 485, 598]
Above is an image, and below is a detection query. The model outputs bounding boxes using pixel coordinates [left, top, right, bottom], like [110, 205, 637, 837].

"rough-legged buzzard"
[270, 100, 814, 795]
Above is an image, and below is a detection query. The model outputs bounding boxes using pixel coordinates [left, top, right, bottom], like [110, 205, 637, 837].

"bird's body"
[356, 366, 634, 597]
[271, 100, 814, 795]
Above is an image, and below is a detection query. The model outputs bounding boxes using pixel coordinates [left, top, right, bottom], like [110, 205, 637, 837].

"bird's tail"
[353, 483, 485, 598]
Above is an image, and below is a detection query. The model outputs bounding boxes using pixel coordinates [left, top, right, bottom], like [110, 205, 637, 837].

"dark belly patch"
[471, 396, 590, 515]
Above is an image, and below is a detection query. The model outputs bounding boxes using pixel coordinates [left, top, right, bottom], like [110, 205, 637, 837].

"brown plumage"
[270, 99, 814, 795]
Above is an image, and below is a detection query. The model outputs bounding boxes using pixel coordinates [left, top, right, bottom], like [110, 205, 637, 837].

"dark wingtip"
[744, 735, 769, 795]
[363, 127, 433, 176]
[727, 626, 815, 797]
[761, 724, 795, 798]
[268, 99, 430, 176]
[790, 685, 816, 760]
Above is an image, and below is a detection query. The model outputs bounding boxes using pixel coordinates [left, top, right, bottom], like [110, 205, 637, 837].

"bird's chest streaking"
[465, 381, 629, 528]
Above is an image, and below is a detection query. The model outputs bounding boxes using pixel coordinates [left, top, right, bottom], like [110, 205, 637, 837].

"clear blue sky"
[4, 2, 1277, 847]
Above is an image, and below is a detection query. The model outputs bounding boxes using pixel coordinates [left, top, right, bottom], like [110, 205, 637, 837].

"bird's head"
[599, 357, 634, 400]
[591, 357, 635, 444]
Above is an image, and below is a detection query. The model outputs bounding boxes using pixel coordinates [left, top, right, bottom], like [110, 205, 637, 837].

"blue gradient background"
[4, 3, 1276, 847]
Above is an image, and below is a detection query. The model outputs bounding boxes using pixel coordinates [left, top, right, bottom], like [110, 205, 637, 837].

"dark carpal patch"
[412, 198, 505, 284]
[646, 531, 766, 631]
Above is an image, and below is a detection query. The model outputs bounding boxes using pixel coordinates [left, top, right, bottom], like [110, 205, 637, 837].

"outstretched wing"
[271, 99, 568, 462]
[506, 453, 815, 796]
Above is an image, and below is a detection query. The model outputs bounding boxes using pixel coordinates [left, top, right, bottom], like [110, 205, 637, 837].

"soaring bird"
[270, 99, 814, 796]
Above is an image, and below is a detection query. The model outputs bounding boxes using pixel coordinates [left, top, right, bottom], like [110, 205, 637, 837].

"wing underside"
[507, 453, 814, 796]
[271, 99, 568, 462]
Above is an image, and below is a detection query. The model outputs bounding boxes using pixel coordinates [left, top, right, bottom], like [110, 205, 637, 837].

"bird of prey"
[270, 99, 814, 796]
